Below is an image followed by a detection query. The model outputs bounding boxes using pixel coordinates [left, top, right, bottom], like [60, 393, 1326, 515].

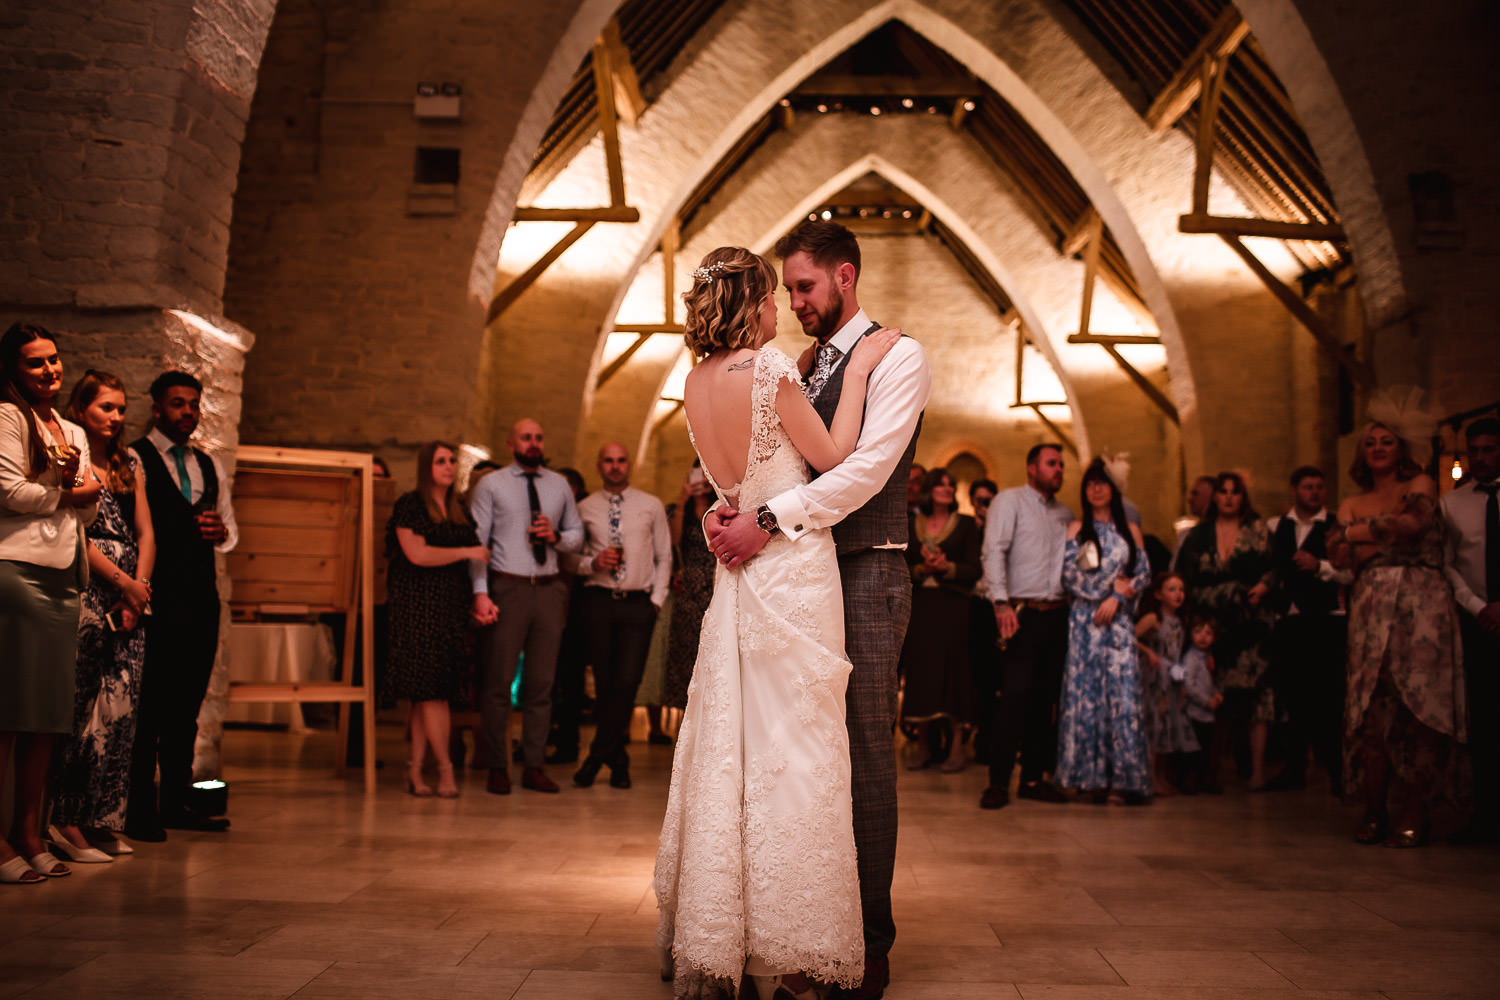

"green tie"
[170, 445, 194, 502]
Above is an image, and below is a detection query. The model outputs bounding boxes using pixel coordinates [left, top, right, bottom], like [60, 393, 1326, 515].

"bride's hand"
[844, 327, 902, 379]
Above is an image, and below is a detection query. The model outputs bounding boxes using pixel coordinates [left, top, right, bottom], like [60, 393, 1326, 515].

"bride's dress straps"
[683, 411, 738, 510]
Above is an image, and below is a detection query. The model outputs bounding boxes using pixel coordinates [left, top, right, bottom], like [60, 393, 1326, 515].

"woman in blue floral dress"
[1056, 458, 1153, 803]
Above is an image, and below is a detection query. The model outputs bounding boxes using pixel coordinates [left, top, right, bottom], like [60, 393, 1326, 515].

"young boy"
[1175, 614, 1224, 794]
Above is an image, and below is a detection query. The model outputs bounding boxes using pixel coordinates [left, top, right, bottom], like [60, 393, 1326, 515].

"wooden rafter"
[1009, 323, 1078, 457]
[597, 221, 684, 390]
[1217, 232, 1372, 386]
[489, 22, 641, 324]
[1146, 6, 1249, 133]
[1069, 208, 1178, 425]
[599, 19, 645, 126]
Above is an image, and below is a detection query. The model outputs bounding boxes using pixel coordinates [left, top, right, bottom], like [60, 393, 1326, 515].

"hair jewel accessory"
[691, 261, 733, 281]
[1366, 385, 1439, 463]
[1099, 450, 1132, 492]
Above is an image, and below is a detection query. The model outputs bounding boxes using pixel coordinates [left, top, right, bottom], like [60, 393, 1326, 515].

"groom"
[707, 220, 931, 999]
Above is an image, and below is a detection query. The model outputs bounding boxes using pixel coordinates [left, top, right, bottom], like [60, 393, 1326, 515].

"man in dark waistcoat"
[1265, 465, 1348, 793]
[707, 221, 931, 1000]
[126, 371, 238, 839]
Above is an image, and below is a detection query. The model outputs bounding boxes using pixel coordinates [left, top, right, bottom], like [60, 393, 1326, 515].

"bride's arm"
[776, 328, 901, 473]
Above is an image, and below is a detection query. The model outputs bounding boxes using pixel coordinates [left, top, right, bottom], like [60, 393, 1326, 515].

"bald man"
[469, 418, 583, 794]
[566, 442, 672, 789]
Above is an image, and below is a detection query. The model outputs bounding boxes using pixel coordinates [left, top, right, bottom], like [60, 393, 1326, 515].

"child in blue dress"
[1175, 614, 1224, 793]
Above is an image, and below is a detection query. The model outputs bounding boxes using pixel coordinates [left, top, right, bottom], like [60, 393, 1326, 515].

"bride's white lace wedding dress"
[654, 347, 864, 997]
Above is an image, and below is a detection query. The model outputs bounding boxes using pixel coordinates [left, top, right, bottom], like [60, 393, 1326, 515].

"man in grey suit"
[708, 221, 931, 1000]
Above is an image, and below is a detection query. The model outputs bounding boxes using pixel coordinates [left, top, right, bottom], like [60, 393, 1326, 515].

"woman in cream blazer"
[0, 322, 99, 884]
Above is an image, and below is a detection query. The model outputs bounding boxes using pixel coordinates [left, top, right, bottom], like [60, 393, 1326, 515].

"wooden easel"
[225, 446, 383, 792]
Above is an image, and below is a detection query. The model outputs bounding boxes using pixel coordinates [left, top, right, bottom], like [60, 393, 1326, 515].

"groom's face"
[782, 251, 847, 344]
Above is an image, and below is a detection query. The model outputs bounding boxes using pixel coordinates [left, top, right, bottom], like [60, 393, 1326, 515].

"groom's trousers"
[837, 548, 912, 962]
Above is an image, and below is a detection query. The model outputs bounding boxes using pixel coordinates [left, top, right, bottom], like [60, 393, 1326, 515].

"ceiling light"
[820, 210, 832, 221]
[870, 106, 881, 116]
[901, 98, 914, 109]
[816, 103, 828, 113]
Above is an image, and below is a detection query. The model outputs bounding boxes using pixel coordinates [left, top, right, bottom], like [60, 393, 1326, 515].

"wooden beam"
[1217, 232, 1373, 386]
[652, 398, 685, 433]
[1146, 7, 1250, 133]
[512, 206, 640, 223]
[949, 97, 973, 130]
[1067, 333, 1165, 346]
[487, 220, 595, 323]
[661, 219, 678, 325]
[611, 324, 684, 334]
[595, 333, 650, 390]
[1011, 402, 1078, 457]
[795, 73, 981, 97]
[590, 34, 626, 208]
[1013, 322, 1025, 406]
[599, 19, 645, 126]
[1076, 210, 1105, 339]
[1061, 207, 1099, 257]
[1178, 212, 1345, 241]
[1191, 53, 1229, 216]
[1103, 344, 1179, 424]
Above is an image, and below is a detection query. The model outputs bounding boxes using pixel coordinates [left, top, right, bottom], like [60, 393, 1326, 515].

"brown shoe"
[521, 767, 560, 793]
[486, 768, 511, 795]
[832, 956, 890, 999]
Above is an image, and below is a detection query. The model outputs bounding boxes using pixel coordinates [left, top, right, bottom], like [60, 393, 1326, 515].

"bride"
[654, 246, 899, 1000]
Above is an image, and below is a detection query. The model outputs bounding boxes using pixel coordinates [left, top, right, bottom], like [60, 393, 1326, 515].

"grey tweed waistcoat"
[810, 323, 923, 555]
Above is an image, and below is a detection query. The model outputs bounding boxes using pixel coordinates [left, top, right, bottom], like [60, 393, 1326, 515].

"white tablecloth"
[226, 621, 337, 732]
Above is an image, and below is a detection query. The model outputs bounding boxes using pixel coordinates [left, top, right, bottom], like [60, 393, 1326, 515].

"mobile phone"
[104, 609, 124, 632]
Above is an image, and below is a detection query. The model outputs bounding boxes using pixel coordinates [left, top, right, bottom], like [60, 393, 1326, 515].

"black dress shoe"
[124, 821, 167, 843]
[1017, 780, 1069, 803]
[573, 757, 603, 788]
[979, 786, 1010, 810]
[831, 956, 889, 999]
[609, 767, 632, 789]
[161, 808, 230, 832]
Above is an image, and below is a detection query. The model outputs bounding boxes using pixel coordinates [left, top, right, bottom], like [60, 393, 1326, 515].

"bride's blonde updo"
[682, 246, 776, 358]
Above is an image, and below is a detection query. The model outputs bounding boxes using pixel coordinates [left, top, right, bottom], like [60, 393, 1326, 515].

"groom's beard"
[802, 287, 845, 344]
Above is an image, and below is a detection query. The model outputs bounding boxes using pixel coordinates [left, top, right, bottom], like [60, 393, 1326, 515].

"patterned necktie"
[608, 491, 625, 584]
[169, 445, 193, 502]
[523, 471, 546, 565]
[806, 341, 841, 402]
[1478, 481, 1499, 600]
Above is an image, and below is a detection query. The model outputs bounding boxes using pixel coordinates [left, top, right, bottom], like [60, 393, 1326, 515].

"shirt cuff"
[1462, 593, 1488, 618]
[766, 492, 812, 542]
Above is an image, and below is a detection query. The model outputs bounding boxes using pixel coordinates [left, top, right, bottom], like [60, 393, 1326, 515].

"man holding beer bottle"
[568, 442, 671, 790]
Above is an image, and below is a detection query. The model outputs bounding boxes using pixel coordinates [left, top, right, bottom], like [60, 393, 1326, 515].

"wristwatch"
[755, 504, 779, 535]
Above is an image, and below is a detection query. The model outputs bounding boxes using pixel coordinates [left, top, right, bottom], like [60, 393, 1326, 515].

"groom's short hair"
[774, 220, 861, 279]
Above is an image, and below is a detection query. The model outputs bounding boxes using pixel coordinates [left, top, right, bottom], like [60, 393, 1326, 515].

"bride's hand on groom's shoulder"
[846, 326, 902, 378]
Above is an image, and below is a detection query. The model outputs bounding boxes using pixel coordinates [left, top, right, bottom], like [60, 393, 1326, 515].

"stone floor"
[4, 720, 1499, 1000]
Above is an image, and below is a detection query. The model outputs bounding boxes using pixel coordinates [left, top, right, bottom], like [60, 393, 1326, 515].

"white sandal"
[27, 852, 71, 878]
[1, 856, 45, 884]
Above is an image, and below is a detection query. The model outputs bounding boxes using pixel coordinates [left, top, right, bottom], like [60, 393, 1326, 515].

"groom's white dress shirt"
[764, 308, 931, 543]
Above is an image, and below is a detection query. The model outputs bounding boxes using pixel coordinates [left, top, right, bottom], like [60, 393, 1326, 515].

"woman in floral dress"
[1056, 458, 1153, 803]
[1331, 417, 1465, 847]
[51, 371, 155, 861]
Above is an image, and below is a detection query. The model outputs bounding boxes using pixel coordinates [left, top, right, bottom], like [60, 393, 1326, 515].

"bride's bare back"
[683, 330, 902, 503]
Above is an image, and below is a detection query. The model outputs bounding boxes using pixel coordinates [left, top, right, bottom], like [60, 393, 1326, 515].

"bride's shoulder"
[754, 345, 799, 377]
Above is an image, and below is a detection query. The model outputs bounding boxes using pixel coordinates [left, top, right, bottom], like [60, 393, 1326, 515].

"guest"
[546, 466, 590, 766]
[127, 370, 238, 837]
[900, 467, 982, 771]
[1445, 417, 1500, 844]
[663, 461, 715, 714]
[1332, 411, 1465, 847]
[468, 417, 582, 795]
[1264, 466, 1348, 793]
[569, 442, 671, 790]
[0, 324, 98, 883]
[979, 444, 1073, 809]
[1136, 571, 1196, 795]
[386, 441, 488, 798]
[1177, 614, 1224, 793]
[967, 477, 999, 763]
[907, 463, 926, 516]
[1056, 458, 1152, 804]
[1174, 471, 1274, 789]
[1173, 475, 1218, 561]
[50, 371, 155, 861]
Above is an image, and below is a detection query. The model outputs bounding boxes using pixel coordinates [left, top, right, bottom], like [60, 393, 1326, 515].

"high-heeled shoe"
[46, 825, 112, 864]
[1384, 821, 1428, 848]
[405, 761, 433, 797]
[749, 973, 818, 1000]
[1354, 809, 1388, 844]
[86, 832, 134, 856]
[435, 763, 459, 798]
